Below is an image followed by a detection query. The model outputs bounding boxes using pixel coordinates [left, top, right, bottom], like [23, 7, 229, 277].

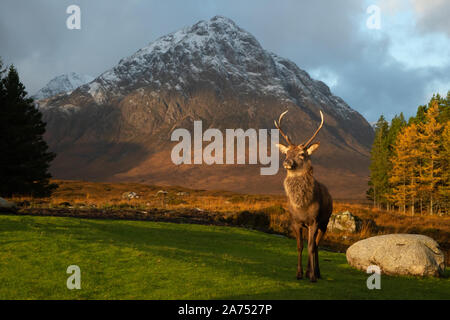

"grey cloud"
[412, 0, 450, 36]
[0, 0, 448, 122]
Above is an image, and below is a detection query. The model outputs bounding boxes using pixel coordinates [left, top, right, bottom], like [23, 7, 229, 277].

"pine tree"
[438, 91, 450, 124]
[368, 115, 390, 208]
[409, 105, 427, 126]
[0, 64, 57, 197]
[387, 113, 407, 150]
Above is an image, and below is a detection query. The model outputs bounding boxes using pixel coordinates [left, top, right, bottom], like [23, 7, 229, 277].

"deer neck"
[284, 167, 316, 209]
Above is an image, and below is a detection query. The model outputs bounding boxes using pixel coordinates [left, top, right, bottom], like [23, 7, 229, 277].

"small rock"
[122, 191, 138, 199]
[327, 211, 362, 233]
[176, 192, 189, 196]
[58, 201, 72, 207]
[156, 190, 168, 196]
[0, 197, 18, 213]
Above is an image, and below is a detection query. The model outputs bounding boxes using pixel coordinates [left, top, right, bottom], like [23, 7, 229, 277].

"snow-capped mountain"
[33, 72, 93, 100]
[40, 16, 374, 198]
[81, 16, 355, 120]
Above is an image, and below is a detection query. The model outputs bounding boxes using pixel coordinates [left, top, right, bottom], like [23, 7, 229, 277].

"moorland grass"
[0, 214, 448, 299]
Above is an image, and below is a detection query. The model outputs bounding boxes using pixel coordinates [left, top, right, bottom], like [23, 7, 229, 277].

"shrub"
[228, 210, 270, 231]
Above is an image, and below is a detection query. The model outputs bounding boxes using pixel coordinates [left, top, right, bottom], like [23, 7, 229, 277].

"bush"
[228, 210, 270, 231]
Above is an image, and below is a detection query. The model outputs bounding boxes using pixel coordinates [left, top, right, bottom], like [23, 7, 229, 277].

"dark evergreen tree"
[368, 115, 390, 208]
[0, 63, 57, 197]
[409, 105, 427, 125]
[437, 91, 450, 124]
[386, 113, 407, 150]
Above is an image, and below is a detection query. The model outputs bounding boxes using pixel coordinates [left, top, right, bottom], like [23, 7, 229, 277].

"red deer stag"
[275, 109, 333, 282]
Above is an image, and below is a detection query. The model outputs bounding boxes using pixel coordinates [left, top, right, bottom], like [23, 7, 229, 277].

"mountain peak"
[33, 72, 93, 100]
[191, 15, 241, 32]
[210, 15, 236, 23]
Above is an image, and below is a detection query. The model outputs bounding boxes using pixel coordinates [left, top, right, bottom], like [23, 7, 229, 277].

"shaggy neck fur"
[284, 166, 316, 209]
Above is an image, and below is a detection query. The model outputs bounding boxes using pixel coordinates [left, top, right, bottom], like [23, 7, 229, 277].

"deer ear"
[276, 143, 289, 154]
[306, 142, 320, 155]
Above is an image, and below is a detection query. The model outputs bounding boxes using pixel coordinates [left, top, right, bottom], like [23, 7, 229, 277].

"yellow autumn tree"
[388, 124, 420, 214]
[439, 122, 450, 213]
[418, 102, 444, 214]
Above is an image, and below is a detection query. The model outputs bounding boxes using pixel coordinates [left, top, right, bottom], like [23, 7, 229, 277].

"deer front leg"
[307, 224, 319, 282]
[296, 227, 303, 280]
[315, 229, 325, 279]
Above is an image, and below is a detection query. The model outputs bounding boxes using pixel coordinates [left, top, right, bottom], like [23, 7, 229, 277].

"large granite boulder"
[346, 234, 445, 277]
[0, 197, 18, 213]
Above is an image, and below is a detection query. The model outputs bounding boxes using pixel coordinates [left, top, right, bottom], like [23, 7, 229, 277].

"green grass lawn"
[0, 213, 448, 299]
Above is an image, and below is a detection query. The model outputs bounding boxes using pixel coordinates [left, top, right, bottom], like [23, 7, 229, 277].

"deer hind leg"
[296, 227, 303, 280]
[307, 224, 319, 282]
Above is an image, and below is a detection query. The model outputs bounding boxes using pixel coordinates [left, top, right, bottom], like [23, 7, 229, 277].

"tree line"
[368, 92, 450, 215]
[0, 58, 56, 197]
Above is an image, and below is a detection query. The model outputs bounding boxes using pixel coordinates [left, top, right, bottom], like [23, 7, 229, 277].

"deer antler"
[274, 110, 294, 146]
[302, 110, 324, 147]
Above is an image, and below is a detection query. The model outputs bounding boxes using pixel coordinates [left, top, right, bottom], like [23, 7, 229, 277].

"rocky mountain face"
[33, 72, 93, 100]
[38, 16, 374, 199]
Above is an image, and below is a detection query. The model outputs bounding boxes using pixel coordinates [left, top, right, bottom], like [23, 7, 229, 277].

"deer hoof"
[309, 277, 317, 283]
[296, 272, 303, 280]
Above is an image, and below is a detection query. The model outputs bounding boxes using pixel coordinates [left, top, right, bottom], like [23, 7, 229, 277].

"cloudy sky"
[1, 0, 449, 122]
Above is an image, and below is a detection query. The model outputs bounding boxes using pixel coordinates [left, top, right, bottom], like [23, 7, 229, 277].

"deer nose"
[283, 159, 295, 170]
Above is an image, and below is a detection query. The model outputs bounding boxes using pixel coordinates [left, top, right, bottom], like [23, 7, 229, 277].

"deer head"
[274, 109, 324, 171]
